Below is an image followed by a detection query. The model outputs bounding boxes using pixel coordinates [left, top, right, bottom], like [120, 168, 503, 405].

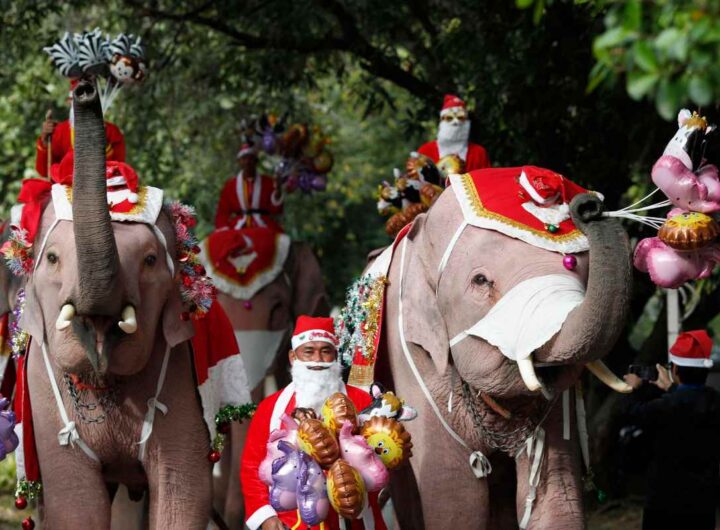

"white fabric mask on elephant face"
[449, 274, 585, 362]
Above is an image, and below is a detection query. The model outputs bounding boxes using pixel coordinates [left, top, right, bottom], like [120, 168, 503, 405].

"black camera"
[628, 364, 659, 381]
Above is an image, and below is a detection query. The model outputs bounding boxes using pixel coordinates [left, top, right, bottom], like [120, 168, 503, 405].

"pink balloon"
[634, 237, 720, 288]
[259, 414, 298, 485]
[338, 421, 389, 493]
[652, 155, 720, 213]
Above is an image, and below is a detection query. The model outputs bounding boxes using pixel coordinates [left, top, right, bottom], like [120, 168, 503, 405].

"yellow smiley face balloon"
[360, 417, 412, 470]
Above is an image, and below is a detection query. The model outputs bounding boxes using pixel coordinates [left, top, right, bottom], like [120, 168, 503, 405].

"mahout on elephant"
[339, 165, 633, 529]
[1, 79, 252, 529]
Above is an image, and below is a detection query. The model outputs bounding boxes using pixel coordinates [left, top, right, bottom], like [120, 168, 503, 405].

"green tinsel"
[214, 403, 257, 428]
[15, 480, 41, 500]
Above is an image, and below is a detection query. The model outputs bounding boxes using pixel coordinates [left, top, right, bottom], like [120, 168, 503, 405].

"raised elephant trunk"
[535, 194, 632, 365]
[71, 80, 120, 316]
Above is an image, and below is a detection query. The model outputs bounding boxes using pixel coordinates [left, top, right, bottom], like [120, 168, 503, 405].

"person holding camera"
[622, 329, 720, 530]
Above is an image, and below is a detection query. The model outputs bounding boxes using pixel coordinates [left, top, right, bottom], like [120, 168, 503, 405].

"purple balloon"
[0, 398, 18, 460]
[262, 128, 277, 154]
[297, 452, 329, 526]
[269, 441, 300, 512]
[311, 174, 328, 191]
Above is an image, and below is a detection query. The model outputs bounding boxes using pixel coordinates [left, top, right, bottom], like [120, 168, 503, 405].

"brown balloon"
[658, 212, 720, 251]
[291, 407, 318, 423]
[297, 418, 340, 468]
[361, 416, 413, 469]
[321, 392, 359, 436]
[327, 459, 366, 520]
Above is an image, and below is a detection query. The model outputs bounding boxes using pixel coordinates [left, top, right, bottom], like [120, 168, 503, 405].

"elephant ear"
[401, 215, 450, 375]
[155, 211, 194, 348]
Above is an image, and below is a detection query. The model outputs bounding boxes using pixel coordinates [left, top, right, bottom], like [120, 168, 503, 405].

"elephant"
[15, 80, 212, 528]
[369, 172, 633, 529]
[206, 236, 329, 528]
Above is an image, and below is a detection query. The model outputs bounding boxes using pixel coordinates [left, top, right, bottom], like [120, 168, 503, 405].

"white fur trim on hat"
[291, 330, 338, 351]
[669, 353, 714, 368]
[440, 106, 465, 117]
[519, 170, 559, 205]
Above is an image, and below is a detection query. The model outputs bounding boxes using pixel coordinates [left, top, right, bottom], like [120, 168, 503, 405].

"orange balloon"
[321, 393, 358, 436]
[327, 459, 366, 520]
[361, 417, 413, 469]
[297, 418, 340, 469]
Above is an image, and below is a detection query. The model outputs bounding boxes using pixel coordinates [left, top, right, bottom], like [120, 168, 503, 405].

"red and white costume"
[417, 94, 490, 172]
[35, 119, 125, 179]
[240, 317, 387, 530]
[214, 172, 283, 232]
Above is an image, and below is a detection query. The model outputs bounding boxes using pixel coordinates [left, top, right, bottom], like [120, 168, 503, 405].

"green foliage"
[589, 0, 720, 120]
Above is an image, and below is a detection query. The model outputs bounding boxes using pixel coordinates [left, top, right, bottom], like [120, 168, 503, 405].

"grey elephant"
[346, 167, 633, 529]
[7, 80, 231, 529]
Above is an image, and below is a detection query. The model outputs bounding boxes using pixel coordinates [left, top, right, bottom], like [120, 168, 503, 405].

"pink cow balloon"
[259, 413, 298, 485]
[634, 237, 720, 289]
[651, 109, 720, 213]
[338, 420, 389, 493]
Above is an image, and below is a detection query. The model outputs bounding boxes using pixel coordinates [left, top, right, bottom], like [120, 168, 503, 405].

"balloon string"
[617, 187, 660, 212]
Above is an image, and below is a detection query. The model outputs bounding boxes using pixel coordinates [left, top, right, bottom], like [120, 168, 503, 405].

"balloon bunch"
[377, 152, 460, 237]
[241, 115, 334, 194]
[259, 385, 415, 526]
[43, 29, 147, 112]
[629, 110, 720, 288]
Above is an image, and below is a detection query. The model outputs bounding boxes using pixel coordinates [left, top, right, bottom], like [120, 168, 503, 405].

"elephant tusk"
[118, 305, 137, 334]
[586, 360, 633, 393]
[55, 304, 76, 331]
[517, 357, 542, 392]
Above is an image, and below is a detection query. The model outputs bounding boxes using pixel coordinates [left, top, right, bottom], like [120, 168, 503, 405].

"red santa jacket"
[417, 140, 490, 171]
[241, 383, 387, 530]
[215, 172, 283, 232]
[35, 119, 125, 178]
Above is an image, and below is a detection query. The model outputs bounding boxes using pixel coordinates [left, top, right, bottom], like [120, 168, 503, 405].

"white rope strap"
[151, 225, 175, 277]
[519, 427, 546, 529]
[398, 237, 491, 478]
[137, 345, 171, 461]
[41, 342, 99, 462]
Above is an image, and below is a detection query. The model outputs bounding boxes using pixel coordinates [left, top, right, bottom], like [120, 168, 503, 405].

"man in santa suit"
[241, 315, 387, 530]
[417, 94, 490, 172]
[35, 80, 125, 180]
[215, 143, 283, 232]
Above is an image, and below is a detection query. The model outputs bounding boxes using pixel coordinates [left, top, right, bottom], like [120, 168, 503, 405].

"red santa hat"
[440, 94, 466, 117]
[447, 166, 594, 256]
[291, 315, 338, 351]
[236, 142, 258, 159]
[669, 330, 714, 368]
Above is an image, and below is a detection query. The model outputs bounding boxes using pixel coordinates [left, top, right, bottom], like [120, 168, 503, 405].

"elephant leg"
[223, 421, 250, 530]
[515, 403, 584, 529]
[147, 452, 212, 530]
[40, 450, 110, 528]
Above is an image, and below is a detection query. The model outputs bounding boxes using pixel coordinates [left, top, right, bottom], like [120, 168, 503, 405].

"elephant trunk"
[535, 193, 632, 364]
[71, 80, 120, 316]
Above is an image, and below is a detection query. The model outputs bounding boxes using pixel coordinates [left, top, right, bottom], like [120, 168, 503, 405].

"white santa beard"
[291, 360, 344, 412]
[437, 120, 471, 159]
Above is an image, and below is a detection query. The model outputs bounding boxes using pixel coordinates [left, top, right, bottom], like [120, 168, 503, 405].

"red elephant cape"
[35, 119, 126, 179]
[215, 172, 283, 232]
[417, 140, 490, 172]
[241, 383, 388, 530]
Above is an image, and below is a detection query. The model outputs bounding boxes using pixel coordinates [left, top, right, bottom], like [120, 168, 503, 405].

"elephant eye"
[144, 254, 157, 267]
[47, 252, 58, 265]
[472, 273, 491, 286]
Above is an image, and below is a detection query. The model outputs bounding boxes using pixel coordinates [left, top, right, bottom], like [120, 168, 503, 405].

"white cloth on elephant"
[449, 274, 585, 361]
[234, 329, 287, 390]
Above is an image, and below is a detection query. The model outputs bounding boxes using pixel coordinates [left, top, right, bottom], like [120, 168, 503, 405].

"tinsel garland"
[0, 229, 33, 277]
[167, 201, 217, 320]
[335, 275, 388, 367]
[211, 403, 257, 451]
[15, 480, 41, 501]
[9, 289, 29, 359]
